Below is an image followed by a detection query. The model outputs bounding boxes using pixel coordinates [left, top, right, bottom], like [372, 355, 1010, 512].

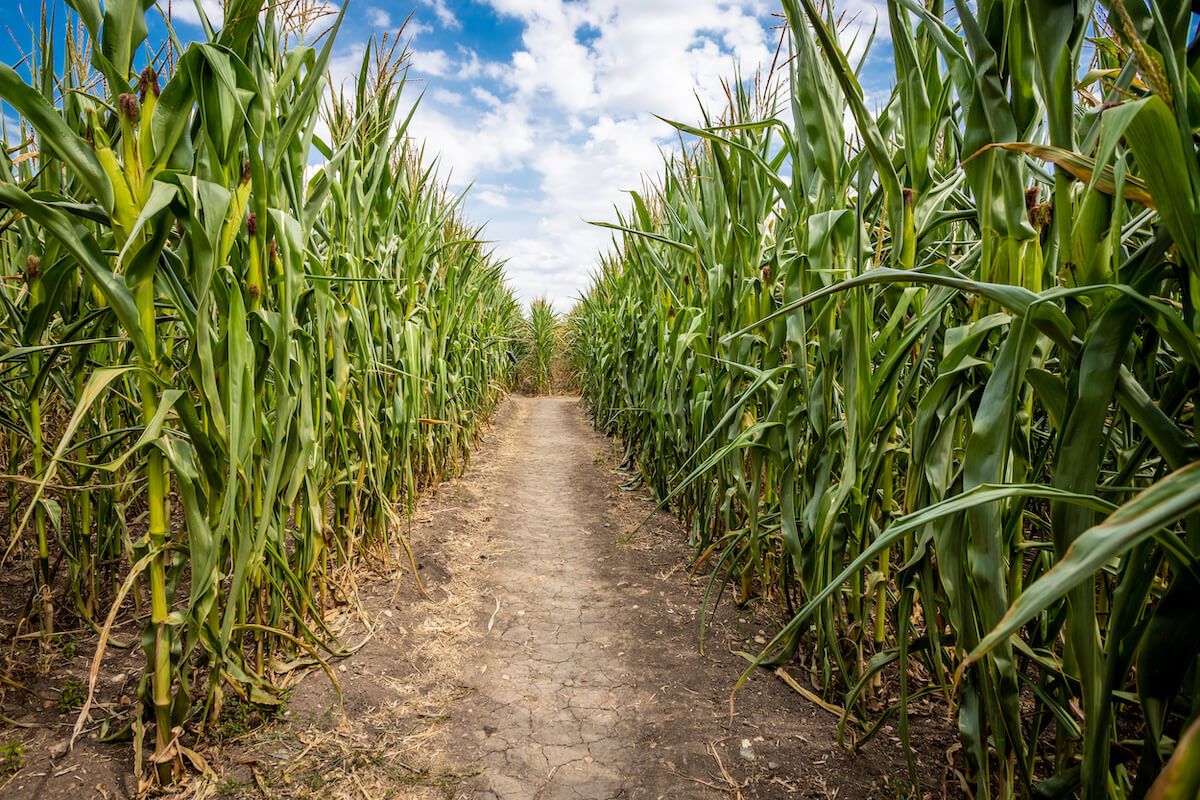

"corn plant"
[0, 0, 517, 784]
[518, 297, 561, 395]
[570, 1, 1200, 797]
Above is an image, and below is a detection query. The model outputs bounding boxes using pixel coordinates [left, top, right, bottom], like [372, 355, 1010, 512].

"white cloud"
[420, 0, 461, 29]
[401, 0, 801, 309]
[366, 6, 392, 27]
[410, 49, 454, 76]
[471, 87, 501, 107]
[309, 40, 367, 149]
[474, 190, 510, 208]
[405, 19, 434, 38]
[407, 100, 536, 183]
[3, 118, 24, 147]
[163, 0, 225, 28]
[325, 41, 368, 92]
[166, 0, 344, 41]
[430, 88, 466, 106]
[456, 50, 486, 80]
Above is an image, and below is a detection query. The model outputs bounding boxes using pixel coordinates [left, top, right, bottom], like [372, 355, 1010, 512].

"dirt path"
[444, 396, 684, 798]
[423, 396, 954, 799]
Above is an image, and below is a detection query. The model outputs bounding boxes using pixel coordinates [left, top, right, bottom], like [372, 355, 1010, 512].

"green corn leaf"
[965, 461, 1200, 671]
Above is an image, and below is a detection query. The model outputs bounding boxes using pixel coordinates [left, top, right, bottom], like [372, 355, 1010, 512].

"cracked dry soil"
[447, 396, 670, 799]
[431, 396, 954, 799]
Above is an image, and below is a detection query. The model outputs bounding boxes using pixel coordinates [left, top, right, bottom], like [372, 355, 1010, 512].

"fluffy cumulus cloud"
[397, 0, 804, 309]
[366, 6, 392, 27]
[161, 0, 890, 310]
[163, 0, 226, 27]
[165, 0, 344, 36]
[409, 48, 455, 75]
[421, 0, 462, 28]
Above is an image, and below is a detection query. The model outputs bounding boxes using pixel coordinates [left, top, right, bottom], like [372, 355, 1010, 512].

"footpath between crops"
[344, 394, 955, 800]
[17, 395, 955, 800]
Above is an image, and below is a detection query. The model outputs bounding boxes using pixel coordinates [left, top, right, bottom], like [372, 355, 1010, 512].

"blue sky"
[3, 0, 895, 309]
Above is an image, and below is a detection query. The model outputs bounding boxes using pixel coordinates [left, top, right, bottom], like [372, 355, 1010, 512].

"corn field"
[516, 297, 563, 395]
[569, 1, 1200, 798]
[0, 0, 517, 783]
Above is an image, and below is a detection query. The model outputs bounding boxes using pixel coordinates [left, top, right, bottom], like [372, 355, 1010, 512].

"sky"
[3, 0, 895, 310]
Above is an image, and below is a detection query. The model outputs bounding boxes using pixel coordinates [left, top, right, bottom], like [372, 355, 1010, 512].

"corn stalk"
[0, 0, 518, 784]
[569, 2, 1200, 797]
